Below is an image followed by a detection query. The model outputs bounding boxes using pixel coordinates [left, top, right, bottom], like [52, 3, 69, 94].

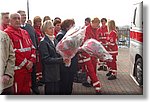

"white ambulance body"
[130, 1, 143, 86]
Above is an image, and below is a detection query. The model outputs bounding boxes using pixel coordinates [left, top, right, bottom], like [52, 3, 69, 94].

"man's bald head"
[9, 13, 21, 29]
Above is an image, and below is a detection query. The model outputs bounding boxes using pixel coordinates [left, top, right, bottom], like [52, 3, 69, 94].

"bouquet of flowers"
[56, 26, 86, 66]
[80, 38, 113, 61]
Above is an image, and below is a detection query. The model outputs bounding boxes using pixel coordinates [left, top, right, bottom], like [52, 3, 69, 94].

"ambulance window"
[133, 7, 137, 26]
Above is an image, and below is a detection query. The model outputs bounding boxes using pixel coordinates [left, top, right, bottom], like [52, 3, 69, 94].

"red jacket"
[97, 25, 108, 43]
[79, 24, 99, 61]
[84, 24, 98, 41]
[4, 26, 36, 72]
[34, 26, 43, 43]
[107, 30, 118, 56]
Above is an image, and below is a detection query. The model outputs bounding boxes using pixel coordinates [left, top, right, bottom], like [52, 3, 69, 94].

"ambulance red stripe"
[130, 31, 143, 42]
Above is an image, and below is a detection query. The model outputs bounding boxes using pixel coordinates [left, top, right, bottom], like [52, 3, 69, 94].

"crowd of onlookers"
[0, 10, 118, 95]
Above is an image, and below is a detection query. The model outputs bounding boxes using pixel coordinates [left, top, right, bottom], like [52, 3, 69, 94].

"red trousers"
[14, 69, 31, 95]
[91, 56, 97, 74]
[107, 55, 117, 75]
[80, 60, 101, 92]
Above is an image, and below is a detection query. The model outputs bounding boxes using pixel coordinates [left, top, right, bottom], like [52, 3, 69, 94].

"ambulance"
[130, 1, 143, 86]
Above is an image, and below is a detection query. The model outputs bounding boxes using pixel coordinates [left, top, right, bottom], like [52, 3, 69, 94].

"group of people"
[0, 10, 118, 95]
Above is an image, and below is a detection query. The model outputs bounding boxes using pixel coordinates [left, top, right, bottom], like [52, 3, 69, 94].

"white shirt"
[46, 34, 55, 45]
[20, 23, 26, 28]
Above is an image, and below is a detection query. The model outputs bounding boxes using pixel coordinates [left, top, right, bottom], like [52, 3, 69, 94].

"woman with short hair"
[39, 20, 63, 95]
[43, 16, 51, 23]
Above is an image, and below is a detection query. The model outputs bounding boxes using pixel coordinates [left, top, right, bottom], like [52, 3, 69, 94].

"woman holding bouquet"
[106, 20, 118, 80]
[39, 20, 63, 94]
[56, 19, 78, 95]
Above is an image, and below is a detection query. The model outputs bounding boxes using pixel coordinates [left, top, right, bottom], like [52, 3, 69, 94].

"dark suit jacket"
[21, 24, 38, 49]
[39, 35, 63, 82]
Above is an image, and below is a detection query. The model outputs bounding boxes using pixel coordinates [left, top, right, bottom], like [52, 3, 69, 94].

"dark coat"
[39, 35, 63, 82]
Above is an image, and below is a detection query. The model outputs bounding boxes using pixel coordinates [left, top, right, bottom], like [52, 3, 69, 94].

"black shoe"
[106, 71, 112, 76]
[108, 75, 117, 80]
[82, 82, 92, 87]
[103, 66, 107, 71]
[31, 87, 40, 95]
[98, 66, 103, 71]
[96, 91, 102, 95]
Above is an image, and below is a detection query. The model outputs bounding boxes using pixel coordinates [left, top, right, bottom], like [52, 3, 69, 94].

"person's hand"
[26, 60, 33, 70]
[63, 58, 71, 66]
[78, 47, 84, 53]
[1, 75, 10, 84]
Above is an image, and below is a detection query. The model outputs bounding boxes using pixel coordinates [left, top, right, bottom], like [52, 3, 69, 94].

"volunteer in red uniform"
[34, 16, 43, 43]
[33, 16, 43, 82]
[97, 18, 108, 71]
[85, 17, 100, 73]
[4, 13, 36, 94]
[78, 17, 102, 94]
[53, 19, 61, 37]
[0, 12, 9, 31]
[106, 20, 118, 80]
[79, 17, 92, 87]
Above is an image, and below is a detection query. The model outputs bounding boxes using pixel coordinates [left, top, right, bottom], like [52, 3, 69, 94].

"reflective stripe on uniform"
[108, 51, 118, 54]
[93, 81, 100, 86]
[15, 39, 33, 52]
[19, 47, 31, 52]
[31, 54, 36, 58]
[36, 72, 42, 76]
[109, 43, 115, 45]
[78, 57, 91, 63]
[111, 70, 117, 72]
[95, 87, 102, 91]
[14, 58, 28, 70]
[14, 47, 32, 52]
[99, 37, 107, 39]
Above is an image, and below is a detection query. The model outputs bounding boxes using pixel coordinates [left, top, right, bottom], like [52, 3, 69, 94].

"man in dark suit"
[17, 10, 39, 94]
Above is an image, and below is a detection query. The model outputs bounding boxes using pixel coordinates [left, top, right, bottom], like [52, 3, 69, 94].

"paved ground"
[72, 48, 143, 95]
[38, 48, 143, 95]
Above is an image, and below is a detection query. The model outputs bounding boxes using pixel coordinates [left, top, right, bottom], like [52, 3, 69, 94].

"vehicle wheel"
[135, 58, 143, 86]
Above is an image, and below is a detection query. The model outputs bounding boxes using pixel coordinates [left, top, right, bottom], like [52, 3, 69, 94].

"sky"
[0, 0, 143, 26]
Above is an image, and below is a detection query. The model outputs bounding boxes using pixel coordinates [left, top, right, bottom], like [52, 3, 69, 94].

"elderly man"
[0, 12, 10, 31]
[4, 13, 36, 94]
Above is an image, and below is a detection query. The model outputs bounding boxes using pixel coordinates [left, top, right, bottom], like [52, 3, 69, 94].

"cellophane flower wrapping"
[81, 38, 113, 61]
[56, 26, 86, 66]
